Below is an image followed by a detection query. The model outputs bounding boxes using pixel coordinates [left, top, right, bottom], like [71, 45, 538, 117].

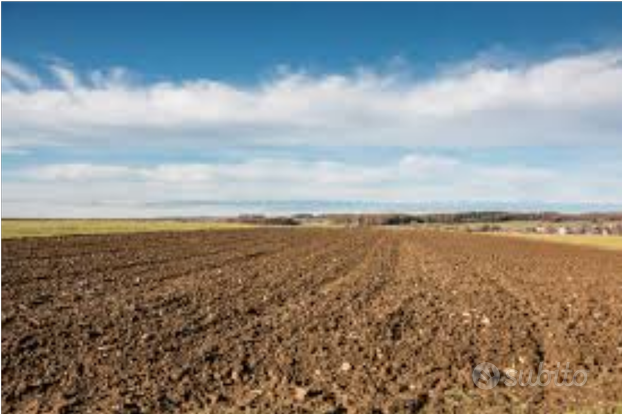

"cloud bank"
[3, 49, 622, 152]
[3, 153, 621, 217]
[3, 50, 622, 216]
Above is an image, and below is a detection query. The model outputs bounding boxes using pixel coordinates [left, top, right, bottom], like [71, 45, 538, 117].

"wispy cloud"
[48, 61, 82, 90]
[5, 153, 618, 217]
[3, 49, 622, 151]
[2, 59, 41, 90]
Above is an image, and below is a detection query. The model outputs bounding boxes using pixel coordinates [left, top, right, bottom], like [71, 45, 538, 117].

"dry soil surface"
[3, 228, 622, 413]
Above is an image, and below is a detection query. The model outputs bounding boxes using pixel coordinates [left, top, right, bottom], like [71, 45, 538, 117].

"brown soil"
[3, 228, 622, 413]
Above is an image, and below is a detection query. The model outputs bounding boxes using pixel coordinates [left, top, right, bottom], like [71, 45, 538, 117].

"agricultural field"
[1, 219, 251, 239]
[2, 228, 622, 413]
[488, 233, 622, 252]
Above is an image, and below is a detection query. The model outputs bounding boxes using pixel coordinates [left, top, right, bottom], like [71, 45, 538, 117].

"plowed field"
[3, 229, 622, 413]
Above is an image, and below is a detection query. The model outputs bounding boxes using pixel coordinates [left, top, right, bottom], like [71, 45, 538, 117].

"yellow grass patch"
[1, 219, 252, 239]
[491, 232, 622, 251]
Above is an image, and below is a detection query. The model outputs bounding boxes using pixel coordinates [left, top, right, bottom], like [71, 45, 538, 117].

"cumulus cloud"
[3, 49, 622, 151]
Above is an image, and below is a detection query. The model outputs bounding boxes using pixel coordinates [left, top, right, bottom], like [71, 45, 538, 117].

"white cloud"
[4, 154, 620, 217]
[49, 62, 82, 90]
[28, 163, 134, 181]
[398, 154, 460, 178]
[24, 159, 392, 188]
[3, 49, 622, 151]
[2, 59, 41, 90]
[3, 50, 622, 217]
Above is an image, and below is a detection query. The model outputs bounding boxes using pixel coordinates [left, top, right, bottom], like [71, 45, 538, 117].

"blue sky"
[3, 2, 622, 217]
[4, 3, 622, 81]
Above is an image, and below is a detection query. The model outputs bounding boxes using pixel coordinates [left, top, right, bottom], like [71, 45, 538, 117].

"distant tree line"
[219, 212, 622, 227]
[316, 212, 622, 226]
[226, 215, 300, 226]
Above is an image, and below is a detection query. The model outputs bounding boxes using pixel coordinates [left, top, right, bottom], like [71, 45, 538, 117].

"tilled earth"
[2, 228, 622, 413]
